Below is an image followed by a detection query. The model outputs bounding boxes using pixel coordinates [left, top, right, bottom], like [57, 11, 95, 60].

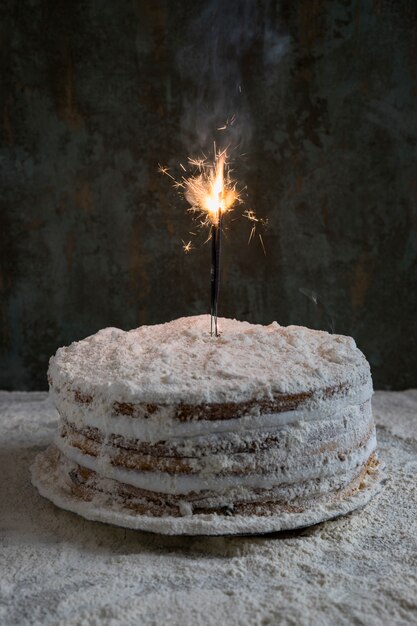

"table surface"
[1, 391, 416, 626]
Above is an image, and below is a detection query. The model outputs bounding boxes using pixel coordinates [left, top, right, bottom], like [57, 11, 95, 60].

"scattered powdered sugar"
[372, 389, 417, 441]
[49, 315, 370, 406]
[1, 391, 416, 625]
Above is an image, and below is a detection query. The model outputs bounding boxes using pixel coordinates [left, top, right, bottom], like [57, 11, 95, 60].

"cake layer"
[56, 401, 374, 475]
[57, 428, 376, 479]
[48, 315, 371, 408]
[50, 380, 373, 442]
[45, 446, 379, 517]
[49, 376, 372, 423]
[54, 427, 376, 494]
[59, 400, 373, 460]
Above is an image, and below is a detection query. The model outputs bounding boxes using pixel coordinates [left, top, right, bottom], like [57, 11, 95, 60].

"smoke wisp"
[176, 0, 289, 154]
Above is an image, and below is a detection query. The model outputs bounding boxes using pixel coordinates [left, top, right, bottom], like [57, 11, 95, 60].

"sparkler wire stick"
[210, 223, 216, 335]
[210, 210, 222, 336]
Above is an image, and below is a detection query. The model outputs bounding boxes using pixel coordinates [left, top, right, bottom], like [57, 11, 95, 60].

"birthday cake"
[31, 315, 381, 535]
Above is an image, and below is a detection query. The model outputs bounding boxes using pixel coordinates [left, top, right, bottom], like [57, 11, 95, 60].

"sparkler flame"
[158, 143, 267, 254]
[184, 151, 238, 226]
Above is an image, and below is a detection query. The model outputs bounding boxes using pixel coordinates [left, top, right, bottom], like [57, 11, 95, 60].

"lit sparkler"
[159, 145, 266, 336]
[184, 150, 238, 336]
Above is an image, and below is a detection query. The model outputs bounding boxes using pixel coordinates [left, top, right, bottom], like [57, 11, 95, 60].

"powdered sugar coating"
[37, 317, 377, 532]
[48, 315, 371, 406]
[31, 444, 384, 536]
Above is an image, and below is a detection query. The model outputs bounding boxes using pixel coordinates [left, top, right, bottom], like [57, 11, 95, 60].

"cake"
[31, 315, 382, 535]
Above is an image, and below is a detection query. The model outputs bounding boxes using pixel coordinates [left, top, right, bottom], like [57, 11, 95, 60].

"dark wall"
[1, 0, 417, 390]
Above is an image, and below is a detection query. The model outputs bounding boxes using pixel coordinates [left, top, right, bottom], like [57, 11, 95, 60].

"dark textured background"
[1, 0, 417, 390]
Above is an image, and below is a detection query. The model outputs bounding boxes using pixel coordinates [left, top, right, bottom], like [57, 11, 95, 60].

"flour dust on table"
[3, 391, 416, 625]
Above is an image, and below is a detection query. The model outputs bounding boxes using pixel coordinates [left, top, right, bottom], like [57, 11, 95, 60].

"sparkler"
[159, 143, 266, 336]
[184, 151, 237, 336]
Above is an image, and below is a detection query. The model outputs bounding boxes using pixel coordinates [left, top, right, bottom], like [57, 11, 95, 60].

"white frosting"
[54, 431, 376, 495]
[53, 380, 373, 442]
[55, 398, 377, 505]
[48, 315, 371, 407]
[59, 402, 373, 474]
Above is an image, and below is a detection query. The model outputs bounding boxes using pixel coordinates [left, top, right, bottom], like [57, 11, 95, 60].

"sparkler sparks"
[182, 240, 193, 254]
[243, 209, 269, 255]
[157, 164, 177, 184]
[217, 114, 237, 131]
[184, 150, 239, 228]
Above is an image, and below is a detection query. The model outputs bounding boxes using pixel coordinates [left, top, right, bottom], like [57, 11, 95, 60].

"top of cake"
[49, 315, 371, 406]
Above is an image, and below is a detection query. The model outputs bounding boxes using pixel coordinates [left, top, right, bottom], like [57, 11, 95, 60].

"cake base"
[31, 448, 385, 536]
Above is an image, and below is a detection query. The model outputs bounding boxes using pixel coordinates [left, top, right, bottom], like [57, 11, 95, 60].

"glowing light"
[184, 150, 239, 226]
[159, 146, 267, 256]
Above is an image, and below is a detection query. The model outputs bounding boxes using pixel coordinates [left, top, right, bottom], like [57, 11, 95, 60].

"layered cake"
[31, 315, 382, 535]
